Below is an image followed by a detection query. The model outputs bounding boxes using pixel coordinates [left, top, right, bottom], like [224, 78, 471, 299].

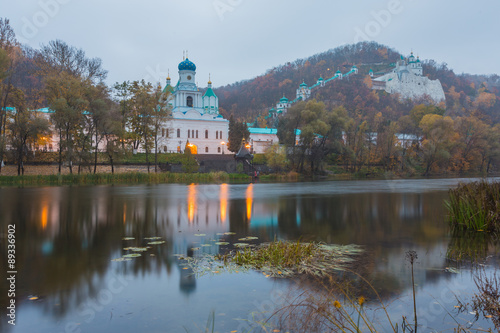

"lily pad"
[123, 253, 141, 258]
[124, 247, 148, 252]
[122, 237, 135, 240]
[201, 244, 212, 247]
[224, 232, 236, 235]
[148, 241, 166, 245]
[112, 257, 132, 262]
[215, 242, 229, 245]
[194, 234, 206, 237]
[144, 237, 162, 240]
[234, 243, 250, 248]
[239, 236, 258, 241]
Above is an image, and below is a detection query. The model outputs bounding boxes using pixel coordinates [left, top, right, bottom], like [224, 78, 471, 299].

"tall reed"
[445, 180, 500, 233]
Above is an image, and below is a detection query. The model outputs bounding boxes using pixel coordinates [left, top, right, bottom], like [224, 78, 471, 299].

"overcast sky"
[4, 0, 500, 88]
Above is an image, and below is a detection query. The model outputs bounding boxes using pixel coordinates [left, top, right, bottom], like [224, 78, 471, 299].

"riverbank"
[0, 167, 251, 186]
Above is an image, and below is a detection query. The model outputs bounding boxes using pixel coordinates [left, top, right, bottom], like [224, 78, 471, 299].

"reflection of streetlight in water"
[187, 184, 197, 223]
[246, 183, 253, 221]
[220, 183, 228, 223]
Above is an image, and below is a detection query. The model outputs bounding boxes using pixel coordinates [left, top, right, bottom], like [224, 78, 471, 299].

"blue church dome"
[178, 58, 196, 71]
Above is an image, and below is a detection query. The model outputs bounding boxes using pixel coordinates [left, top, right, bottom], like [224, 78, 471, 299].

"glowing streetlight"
[221, 141, 225, 154]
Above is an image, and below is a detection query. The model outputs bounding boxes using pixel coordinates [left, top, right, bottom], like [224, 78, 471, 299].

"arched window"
[205, 130, 208, 139]
[187, 96, 193, 107]
[205, 147, 208, 153]
[216, 131, 219, 139]
[219, 131, 222, 139]
[188, 130, 190, 138]
[177, 129, 180, 138]
[218, 147, 221, 153]
[196, 130, 199, 138]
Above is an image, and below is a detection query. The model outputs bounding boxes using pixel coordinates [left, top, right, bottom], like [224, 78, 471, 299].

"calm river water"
[0, 179, 498, 332]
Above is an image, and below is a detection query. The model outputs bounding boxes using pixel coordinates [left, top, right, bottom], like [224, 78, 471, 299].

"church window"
[219, 131, 223, 139]
[177, 129, 180, 138]
[216, 131, 219, 139]
[164, 146, 167, 152]
[205, 147, 208, 153]
[196, 130, 199, 138]
[218, 147, 221, 153]
[187, 96, 193, 107]
[166, 129, 169, 137]
[205, 130, 208, 139]
[162, 128, 165, 137]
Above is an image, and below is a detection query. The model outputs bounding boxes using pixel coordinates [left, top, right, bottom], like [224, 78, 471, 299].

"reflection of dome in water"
[180, 271, 197, 295]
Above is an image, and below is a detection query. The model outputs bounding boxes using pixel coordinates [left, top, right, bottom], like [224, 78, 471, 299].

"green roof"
[299, 81, 307, 87]
[279, 96, 289, 103]
[203, 87, 217, 98]
[163, 84, 174, 94]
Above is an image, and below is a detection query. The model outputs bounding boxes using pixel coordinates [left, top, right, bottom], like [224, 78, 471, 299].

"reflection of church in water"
[159, 54, 229, 154]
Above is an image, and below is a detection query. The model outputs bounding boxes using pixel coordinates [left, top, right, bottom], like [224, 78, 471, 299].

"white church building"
[371, 52, 445, 104]
[157, 56, 229, 154]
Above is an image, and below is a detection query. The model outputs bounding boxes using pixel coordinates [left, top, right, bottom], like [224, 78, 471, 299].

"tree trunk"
[58, 130, 63, 174]
[154, 134, 158, 173]
[94, 130, 98, 174]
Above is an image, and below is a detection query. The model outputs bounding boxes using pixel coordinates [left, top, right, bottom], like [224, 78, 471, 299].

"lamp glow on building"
[221, 141, 225, 154]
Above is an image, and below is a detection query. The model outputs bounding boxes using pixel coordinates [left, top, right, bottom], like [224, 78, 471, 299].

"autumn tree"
[228, 115, 249, 152]
[45, 72, 88, 173]
[7, 88, 49, 175]
[126, 80, 169, 172]
[419, 114, 455, 175]
[451, 116, 488, 173]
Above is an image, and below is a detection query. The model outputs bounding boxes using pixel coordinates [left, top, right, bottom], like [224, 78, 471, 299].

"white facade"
[372, 52, 445, 104]
[156, 57, 229, 154]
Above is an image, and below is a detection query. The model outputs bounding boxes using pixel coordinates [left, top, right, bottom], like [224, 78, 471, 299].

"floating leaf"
[215, 242, 229, 245]
[144, 237, 162, 240]
[122, 237, 135, 240]
[201, 244, 211, 247]
[29, 296, 39, 301]
[112, 257, 132, 262]
[224, 232, 236, 235]
[216, 233, 225, 236]
[124, 247, 148, 252]
[123, 253, 141, 258]
[194, 234, 206, 237]
[148, 241, 166, 245]
[234, 243, 249, 248]
[239, 236, 258, 241]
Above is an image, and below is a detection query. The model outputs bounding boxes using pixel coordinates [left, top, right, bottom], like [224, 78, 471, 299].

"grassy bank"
[445, 180, 500, 233]
[0, 171, 250, 186]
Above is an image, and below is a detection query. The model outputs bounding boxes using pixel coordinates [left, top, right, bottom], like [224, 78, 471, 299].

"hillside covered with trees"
[215, 42, 500, 124]
[215, 42, 500, 176]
